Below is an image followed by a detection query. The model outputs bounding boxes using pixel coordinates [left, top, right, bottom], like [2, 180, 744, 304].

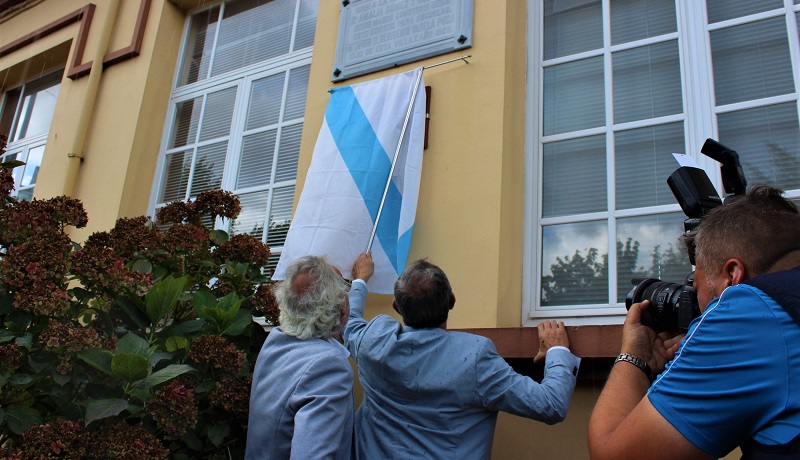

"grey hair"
[276, 256, 348, 340]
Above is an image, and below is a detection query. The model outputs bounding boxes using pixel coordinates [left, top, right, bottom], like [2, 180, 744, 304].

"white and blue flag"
[273, 68, 425, 294]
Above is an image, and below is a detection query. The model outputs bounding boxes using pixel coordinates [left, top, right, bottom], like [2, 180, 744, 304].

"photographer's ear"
[723, 258, 748, 285]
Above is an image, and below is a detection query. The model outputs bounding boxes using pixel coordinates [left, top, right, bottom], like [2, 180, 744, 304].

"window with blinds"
[151, 0, 318, 274]
[524, 0, 800, 323]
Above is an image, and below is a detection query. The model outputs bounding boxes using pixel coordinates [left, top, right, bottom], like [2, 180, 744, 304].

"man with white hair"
[246, 255, 356, 460]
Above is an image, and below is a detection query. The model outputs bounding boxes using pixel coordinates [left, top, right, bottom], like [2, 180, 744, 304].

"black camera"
[625, 275, 699, 333]
[625, 139, 747, 332]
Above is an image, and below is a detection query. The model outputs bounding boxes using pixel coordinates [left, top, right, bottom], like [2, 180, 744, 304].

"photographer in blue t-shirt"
[588, 185, 800, 460]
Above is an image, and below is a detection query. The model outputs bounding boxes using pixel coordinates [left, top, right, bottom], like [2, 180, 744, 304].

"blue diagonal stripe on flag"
[272, 68, 425, 294]
[326, 86, 404, 274]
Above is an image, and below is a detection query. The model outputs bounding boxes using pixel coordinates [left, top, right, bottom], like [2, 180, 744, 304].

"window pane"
[266, 185, 294, 247]
[159, 150, 192, 203]
[543, 57, 605, 135]
[275, 124, 301, 183]
[706, 0, 783, 24]
[20, 144, 44, 187]
[615, 123, 685, 209]
[160, 150, 192, 203]
[178, 6, 220, 86]
[613, 41, 682, 124]
[0, 88, 21, 136]
[294, 0, 318, 50]
[541, 220, 609, 306]
[16, 189, 33, 201]
[610, 0, 676, 45]
[212, 0, 296, 78]
[711, 17, 794, 106]
[170, 97, 202, 148]
[199, 87, 237, 142]
[717, 103, 800, 192]
[14, 80, 60, 141]
[238, 130, 276, 189]
[616, 213, 692, 302]
[543, 135, 607, 217]
[189, 142, 227, 197]
[284, 66, 310, 120]
[232, 190, 268, 238]
[246, 73, 284, 130]
[543, 0, 602, 60]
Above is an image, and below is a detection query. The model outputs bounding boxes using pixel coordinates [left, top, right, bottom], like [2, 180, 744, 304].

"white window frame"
[523, 0, 800, 326]
[148, 0, 315, 270]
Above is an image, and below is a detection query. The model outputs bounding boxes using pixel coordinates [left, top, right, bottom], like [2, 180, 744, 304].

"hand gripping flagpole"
[366, 55, 471, 252]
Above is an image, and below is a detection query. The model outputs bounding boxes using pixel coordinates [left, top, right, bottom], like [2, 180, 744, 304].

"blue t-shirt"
[647, 283, 800, 457]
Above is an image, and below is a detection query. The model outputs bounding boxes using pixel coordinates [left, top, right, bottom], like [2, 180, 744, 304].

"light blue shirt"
[344, 280, 580, 460]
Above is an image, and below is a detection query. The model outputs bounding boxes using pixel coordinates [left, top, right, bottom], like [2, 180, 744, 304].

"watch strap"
[614, 353, 654, 383]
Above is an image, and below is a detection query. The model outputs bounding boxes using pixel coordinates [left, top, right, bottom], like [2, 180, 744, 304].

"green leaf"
[0, 329, 14, 343]
[0, 406, 4, 425]
[114, 296, 149, 331]
[15, 333, 33, 350]
[132, 259, 153, 274]
[145, 276, 188, 325]
[85, 398, 130, 425]
[195, 379, 216, 394]
[218, 292, 243, 316]
[150, 352, 174, 367]
[207, 423, 230, 446]
[151, 265, 168, 282]
[192, 290, 217, 310]
[183, 430, 203, 451]
[9, 374, 34, 386]
[69, 287, 93, 302]
[0, 294, 13, 315]
[115, 333, 152, 358]
[77, 348, 114, 376]
[222, 309, 253, 336]
[134, 364, 194, 390]
[111, 354, 150, 383]
[165, 336, 189, 352]
[52, 371, 71, 386]
[161, 319, 206, 337]
[209, 229, 229, 245]
[5, 406, 41, 435]
[129, 387, 151, 402]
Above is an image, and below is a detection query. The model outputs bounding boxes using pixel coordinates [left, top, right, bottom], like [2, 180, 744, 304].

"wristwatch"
[614, 353, 654, 383]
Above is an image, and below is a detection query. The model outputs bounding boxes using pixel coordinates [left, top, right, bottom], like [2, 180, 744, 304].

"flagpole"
[366, 55, 471, 252]
[366, 68, 423, 252]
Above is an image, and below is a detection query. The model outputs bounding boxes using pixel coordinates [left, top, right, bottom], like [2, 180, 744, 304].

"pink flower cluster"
[148, 380, 198, 439]
[188, 335, 245, 375]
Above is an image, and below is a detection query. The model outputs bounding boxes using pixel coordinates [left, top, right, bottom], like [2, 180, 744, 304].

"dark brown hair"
[694, 185, 800, 275]
[393, 259, 452, 328]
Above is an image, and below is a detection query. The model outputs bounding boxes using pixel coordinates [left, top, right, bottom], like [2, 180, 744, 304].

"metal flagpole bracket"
[366, 54, 471, 252]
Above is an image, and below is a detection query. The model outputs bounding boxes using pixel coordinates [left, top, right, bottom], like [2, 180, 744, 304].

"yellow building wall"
[0, 0, 185, 241]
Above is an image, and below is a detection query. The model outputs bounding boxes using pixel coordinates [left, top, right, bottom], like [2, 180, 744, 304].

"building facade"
[4, 0, 799, 457]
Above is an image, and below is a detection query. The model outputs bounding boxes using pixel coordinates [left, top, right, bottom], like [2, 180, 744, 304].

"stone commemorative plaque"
[332, 0, 473, 82]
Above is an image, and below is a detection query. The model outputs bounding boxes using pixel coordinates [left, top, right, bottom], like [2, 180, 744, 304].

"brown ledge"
[456, 325, 623, 359]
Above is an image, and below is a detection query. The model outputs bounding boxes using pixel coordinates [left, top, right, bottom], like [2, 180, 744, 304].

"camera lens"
[625, 278, 699, 332]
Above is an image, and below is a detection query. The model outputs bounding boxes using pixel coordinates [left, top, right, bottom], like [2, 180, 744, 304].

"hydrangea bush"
[0, 134, 278, 459]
